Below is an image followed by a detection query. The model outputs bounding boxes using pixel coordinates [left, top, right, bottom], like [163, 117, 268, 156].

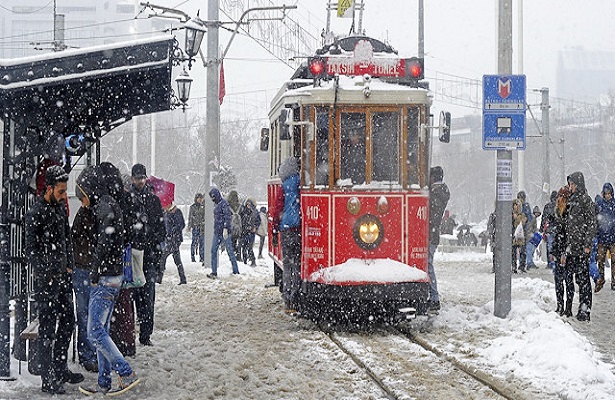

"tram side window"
[315, 109, 329, 186]
[406, 108, 420, 187]
[372, 112, 399, 183]
[340, 113, 366, 185]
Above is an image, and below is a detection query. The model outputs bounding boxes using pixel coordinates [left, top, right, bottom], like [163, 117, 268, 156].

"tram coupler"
[397, 307, 417, 320]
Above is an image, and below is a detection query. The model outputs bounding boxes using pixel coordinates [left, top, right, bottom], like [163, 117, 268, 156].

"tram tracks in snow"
[321, 322, 531, 400]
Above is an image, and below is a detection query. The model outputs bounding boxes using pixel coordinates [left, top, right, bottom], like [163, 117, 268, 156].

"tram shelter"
[0, 36, 176, 378]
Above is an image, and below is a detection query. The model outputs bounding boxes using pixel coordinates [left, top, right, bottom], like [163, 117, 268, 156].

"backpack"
[230, 209, 242, 237]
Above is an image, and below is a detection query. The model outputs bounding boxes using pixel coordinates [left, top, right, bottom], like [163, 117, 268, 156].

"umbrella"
[147, 176, 175, 209]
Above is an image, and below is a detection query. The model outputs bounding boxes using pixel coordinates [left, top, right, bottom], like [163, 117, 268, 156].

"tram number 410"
[306, 206, 320, 220]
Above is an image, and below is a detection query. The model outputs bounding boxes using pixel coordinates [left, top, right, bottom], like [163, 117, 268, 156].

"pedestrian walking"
[526, 206, 542, 269]
[512, 198, 528, 273]
[160, 202, 187, 284]
[227, 190, 243, 262]
[24, 165, 84, 395]
[594, 182, 615, 292]
[128, 163, 166, 346]
[76, 164, 141, 396]
[552, 185, 574, 316]
[427, 166, 450, 311]
[188, 193, 206, 264]
[240, 198, 260, 267]
[256, 206, 268, 259]
[563, 172, 596, 321]
[207, 187, 240, 278]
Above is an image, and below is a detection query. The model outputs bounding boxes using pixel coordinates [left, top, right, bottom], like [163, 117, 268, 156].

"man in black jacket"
[564, 171, 596, 321]
[128, 164, 165, 346]
[24, 165, 84, 395]
[428, 166, 450, 311]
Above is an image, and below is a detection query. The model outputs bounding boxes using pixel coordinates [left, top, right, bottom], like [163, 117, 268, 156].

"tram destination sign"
[482, 74, 527, 150]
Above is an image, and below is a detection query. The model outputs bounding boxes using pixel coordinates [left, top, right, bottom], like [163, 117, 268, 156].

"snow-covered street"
[1, 245, 615, 399]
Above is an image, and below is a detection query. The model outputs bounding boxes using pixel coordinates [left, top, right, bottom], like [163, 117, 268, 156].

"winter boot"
[555, 302, 564, 315]
[564, 301, 573, 317]
[595, 278, 605, 293]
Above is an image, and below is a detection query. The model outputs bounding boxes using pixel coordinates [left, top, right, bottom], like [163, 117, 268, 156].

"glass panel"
[372, 112, 399, 182]
[340, 112, 366, 185]
[315, 108, 329, 186]
[406, 108, 420, 187]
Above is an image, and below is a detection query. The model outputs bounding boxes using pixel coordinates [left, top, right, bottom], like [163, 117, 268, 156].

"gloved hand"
[90, 271, 100, 285]
[223, 228, 228, 240]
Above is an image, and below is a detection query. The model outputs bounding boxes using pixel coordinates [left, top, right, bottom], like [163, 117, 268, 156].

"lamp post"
[175, 68, 193, 111]
[183, 15, 207, 69]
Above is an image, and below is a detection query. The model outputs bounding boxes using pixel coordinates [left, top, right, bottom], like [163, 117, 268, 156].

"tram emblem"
[498, 78, 511, 99]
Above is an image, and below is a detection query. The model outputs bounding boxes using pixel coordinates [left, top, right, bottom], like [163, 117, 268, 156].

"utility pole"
[494, 0, 513, 318]
[516, 0, 524, 195]
[541, 87, 550, 206]
[418, 0, 424, 59]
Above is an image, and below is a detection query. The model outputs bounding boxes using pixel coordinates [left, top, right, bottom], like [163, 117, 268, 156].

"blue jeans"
[191, 228, 205, 262]
[211, 233, 239, 275]
[526, 242, 537, 266]
[428, 244, 439, 302]
[88, 275, 133, 388]
[73, 268, 97, 365]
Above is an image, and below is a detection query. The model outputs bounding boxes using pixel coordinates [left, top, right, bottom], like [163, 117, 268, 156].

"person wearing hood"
[240, 197, 260, 267]
[526, 206, 542, 269]
[227, 190, 243, 262]
[207, 187, 240, 278]
[273, 157, 302, 313]
[188, 193, 206, 264]
[541, 190, 559, 270]
[594, 182, 615, 292]
[24, 165, 84, 395]
[160, 202, 187, 284]
[76, 164, 141, 395]
[563, 171, 596, 321]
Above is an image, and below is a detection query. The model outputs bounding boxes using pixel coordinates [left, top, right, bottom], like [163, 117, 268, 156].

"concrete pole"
[517, 0, 524, 194]
[494, 0, 513, 319]
[418, 0, 424, 59]
[541, 88, 550, 206]
[150, 114, 156, 176]
[132, 118, 138, 166]
[203, 0, 220, 269]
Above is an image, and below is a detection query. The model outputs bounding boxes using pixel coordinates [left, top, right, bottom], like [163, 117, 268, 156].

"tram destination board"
[482, 75, 526, 150]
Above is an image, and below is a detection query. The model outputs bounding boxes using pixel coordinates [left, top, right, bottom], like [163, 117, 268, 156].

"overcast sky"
[153, 0, 615, 120]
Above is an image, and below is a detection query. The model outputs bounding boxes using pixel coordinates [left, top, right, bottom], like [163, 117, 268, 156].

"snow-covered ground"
[1, 244, 614, 399]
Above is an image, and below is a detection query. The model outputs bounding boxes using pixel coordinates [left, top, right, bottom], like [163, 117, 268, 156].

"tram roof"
[270, 75, 431, 117]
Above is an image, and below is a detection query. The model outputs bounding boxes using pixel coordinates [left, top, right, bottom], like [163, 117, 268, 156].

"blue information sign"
[482, 75, 526, 150]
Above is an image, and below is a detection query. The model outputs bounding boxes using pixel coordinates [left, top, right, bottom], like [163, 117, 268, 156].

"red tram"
[262, 34, 450, 322]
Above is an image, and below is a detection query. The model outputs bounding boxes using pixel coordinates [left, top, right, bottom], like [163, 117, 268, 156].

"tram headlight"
[353, 214, 384, 250]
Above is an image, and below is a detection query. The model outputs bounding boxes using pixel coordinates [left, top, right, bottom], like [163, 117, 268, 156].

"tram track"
[321, 322, 530, 400]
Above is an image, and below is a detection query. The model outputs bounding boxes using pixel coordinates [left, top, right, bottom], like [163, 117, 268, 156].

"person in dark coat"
[128, 163, 166, 346]
[487, 207, 497, 273]
[563, 171, 596, 321]
[71, 204, 99, 373]
[24, 165, 84, 395]
[427, 166, 450, 311]
[188, 193, 206, 264]
[160, 203, 187, 284]
[594, 182, 615, 292]
[552, 186, 574, 316]
[207, 187, 240, 278]
[541, 190, 558, 270]
[227, 190, 243, 262]
[240, 198, 260, 267]
[76, 164, 140, 395]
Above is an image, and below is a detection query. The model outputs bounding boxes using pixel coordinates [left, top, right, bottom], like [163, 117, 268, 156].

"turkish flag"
[219, 61, 226, 105]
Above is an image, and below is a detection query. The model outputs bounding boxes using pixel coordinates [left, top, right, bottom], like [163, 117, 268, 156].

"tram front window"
[315, 110, 329, 186]
[340, 113, 366, 185]
[372, 112, 399, 182]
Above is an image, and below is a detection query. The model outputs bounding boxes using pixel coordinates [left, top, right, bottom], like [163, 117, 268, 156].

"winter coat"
[565, 172, 596, 255]
[512, 199, 527, 246]
[541, 192, 558, 234]
[429, 181, 450, 246]
[209, 187, 232, 236]
[76, 165, 125, 281]
[71, 205, 96, 271]
[256, 210, 268, 237]
[278, 158, 301, 231]
[240, 199, 260, 236]
[164, 206, 186, 246]
[128, 183, 166, 251]
[596, 183, 615, 245]
[551, 206, 567, 260]
[487, 212, 496, 243]
[24, 196, 74, 298]
[188, 201, 205, 231]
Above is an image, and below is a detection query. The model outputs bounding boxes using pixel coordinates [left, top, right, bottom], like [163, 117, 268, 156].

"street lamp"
[183, 15, 206, 69]
[175, 67, 193, 111]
